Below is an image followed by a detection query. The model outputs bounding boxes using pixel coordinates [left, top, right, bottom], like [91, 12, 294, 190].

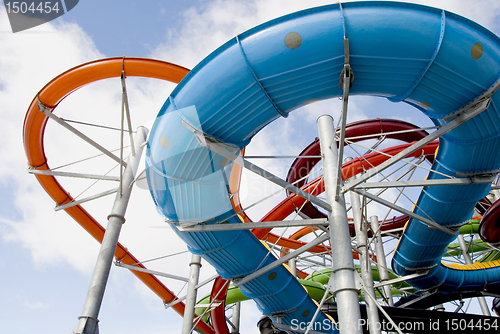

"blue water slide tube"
[146, 1, 500, 329]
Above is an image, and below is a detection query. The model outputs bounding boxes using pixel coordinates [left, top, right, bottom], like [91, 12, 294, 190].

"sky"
[1, 1, 500, 333]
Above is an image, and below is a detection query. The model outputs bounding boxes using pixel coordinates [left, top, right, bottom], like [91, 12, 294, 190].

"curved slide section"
[146, 1, 500, 329]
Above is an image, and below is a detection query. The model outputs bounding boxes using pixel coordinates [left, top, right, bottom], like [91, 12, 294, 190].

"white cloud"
[0, 8, 106, 271]
[152, 0, 500, 68]
[413, 0, 500, 31]
[152, 0, 335, 68]
[21, 297, 51, 310]
[0, 8, 203, 331]
[0, 6, 185, 275]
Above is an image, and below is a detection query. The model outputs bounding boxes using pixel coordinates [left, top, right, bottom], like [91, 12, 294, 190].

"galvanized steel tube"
[318, 115, 362, 334]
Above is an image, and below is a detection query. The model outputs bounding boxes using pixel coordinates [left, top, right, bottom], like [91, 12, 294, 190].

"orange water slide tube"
[23, 57, 215, 334]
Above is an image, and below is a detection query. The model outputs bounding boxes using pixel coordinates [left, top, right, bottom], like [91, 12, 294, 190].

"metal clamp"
[339, 43, 354, 89]
[107, 213, 126, 224]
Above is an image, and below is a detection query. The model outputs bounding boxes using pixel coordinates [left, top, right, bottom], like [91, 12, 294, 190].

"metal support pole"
[182, 254, 202, 334]
[435, 304, 445, 312]
[457, 235, 491, 316]
[231, 302, 241, 334]
[289, 258, 297, 277]
[318, 115, 362, 334]
[349, 178, 381, 334]
[491, 189, 500, 202]
[72, 127, 148, 334]
[369, 216, 394, 306]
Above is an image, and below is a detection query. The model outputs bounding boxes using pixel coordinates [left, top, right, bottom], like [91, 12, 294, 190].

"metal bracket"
[107, 213, 126, 224]
[443, 96, 491, 121]
[339, 64, 354, 89]
[327, 268, 363, 296]
[456, 168, 500, 178]
[339, 38, 354, 89]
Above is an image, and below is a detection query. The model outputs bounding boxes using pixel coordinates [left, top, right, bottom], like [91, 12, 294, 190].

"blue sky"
[61, 0, 202, 57]
[1, 1, 500, 333]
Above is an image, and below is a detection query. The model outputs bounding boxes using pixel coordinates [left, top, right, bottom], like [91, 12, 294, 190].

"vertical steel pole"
[231, 302, 241, 334]
[289, 258, 297, 277]
[457, 235, 491, 316]
[349, 182, 381, 334]
[369, 215, 393, 306]
[318, 115, 362, 334]
[182, 254, 202, 334]
[72, 127, 148, 334]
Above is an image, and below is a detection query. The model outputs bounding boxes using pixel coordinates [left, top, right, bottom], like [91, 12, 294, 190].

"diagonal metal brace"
[178, 218, 328, 232]
[38, 100, 127, 167]
[353, 189, 457, 236]
[353, 175, 496, 189]
[232, 233, 329, 288]
[335, 38, 354, 201]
